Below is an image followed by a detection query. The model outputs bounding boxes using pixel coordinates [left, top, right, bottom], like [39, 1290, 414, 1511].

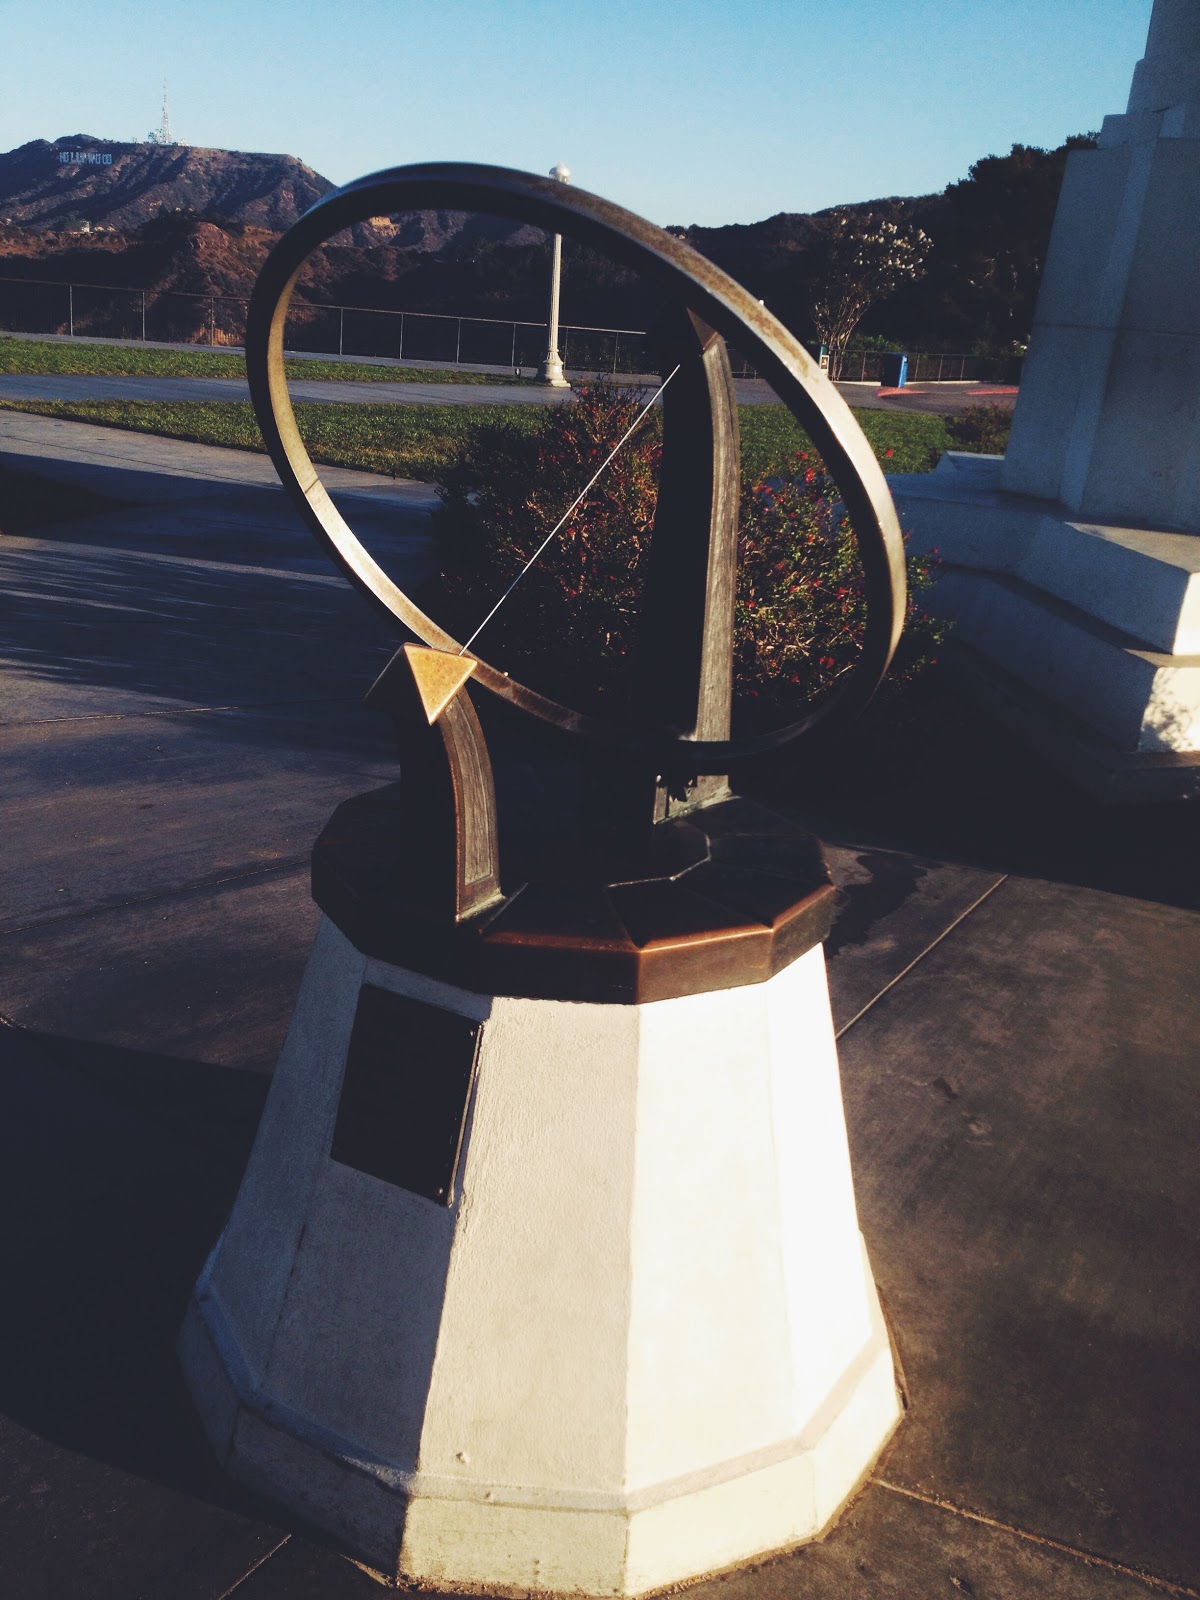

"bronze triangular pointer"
[404, 644, 478, 724]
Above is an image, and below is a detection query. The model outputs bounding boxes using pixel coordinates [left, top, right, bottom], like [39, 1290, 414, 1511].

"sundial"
[245, 162, 908, 1003]
[184, 163, 908, 1592]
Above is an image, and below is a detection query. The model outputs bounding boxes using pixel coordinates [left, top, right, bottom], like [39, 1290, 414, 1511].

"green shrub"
[434, 383, 657, 713]
[947, 402, 1013, 455]
[736, 456, 947, 728]
[432, 382, 948, 725]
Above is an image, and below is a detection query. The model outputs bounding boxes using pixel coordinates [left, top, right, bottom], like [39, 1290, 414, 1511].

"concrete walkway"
[0, 405, 440, 506]
[0, 371, 574, 409]
[0, 413, 1196, 1599]
[0, 369, 1012, 414]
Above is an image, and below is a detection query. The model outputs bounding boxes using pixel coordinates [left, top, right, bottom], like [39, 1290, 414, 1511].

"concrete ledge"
[945, 641, 1200, 804]
[1016, 517, 1200, 654]
[889, 454, 1052, 571]
[932, 569, 1200, 751]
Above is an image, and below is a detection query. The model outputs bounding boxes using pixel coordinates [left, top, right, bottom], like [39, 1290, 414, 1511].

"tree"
[807, 211, 930, 378]
[925, 137, 1095, 347]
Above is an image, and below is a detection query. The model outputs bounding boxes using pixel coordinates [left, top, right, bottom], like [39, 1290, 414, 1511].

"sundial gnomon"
[245, 164, 908, 999]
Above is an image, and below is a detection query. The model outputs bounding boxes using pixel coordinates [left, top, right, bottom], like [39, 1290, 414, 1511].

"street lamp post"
[537, 162, 571, 388]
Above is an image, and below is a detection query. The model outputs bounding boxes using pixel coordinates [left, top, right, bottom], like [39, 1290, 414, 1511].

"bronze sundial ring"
[245, 162, 907, 774]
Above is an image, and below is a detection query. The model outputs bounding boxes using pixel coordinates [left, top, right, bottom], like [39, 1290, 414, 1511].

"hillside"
[0, 135, 334, 232]
[0, 133, 1095, 352]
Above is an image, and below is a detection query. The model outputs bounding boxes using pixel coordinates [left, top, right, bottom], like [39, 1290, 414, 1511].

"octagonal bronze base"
[313, 789, 835, 1005]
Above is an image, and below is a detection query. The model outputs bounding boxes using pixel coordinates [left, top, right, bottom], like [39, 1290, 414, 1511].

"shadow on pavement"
[0, 1022, 266, 1506]
[0, 462, 127, 533]
[755, 676, 1200, 913]
[0, 529, 400, 722]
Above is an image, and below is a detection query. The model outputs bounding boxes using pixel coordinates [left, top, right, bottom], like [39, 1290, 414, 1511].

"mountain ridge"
[0, 132, 1092, 350]
[0, 136, 547, 253]
[0, 135, 337, 233]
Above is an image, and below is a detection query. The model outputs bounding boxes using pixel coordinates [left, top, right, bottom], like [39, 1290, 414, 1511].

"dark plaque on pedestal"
[331, 985, 481, 1204]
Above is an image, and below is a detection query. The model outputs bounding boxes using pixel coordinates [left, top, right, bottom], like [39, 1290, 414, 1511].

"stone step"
[1017, 516, 1200, 654]
[933, 568, 1200, 752]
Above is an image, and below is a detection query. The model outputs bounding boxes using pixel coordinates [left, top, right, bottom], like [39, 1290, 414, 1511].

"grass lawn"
[0, 398, 542, 481]
[0, 334, 530, 387]
[741, 405, 948, 478]
[0, 396, 951, 483]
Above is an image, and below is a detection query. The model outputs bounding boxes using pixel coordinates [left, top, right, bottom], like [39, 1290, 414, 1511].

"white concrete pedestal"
[180, 915, 900, 1595]
[886, 1, 1200, 802]
[891, 453, 1200, 802]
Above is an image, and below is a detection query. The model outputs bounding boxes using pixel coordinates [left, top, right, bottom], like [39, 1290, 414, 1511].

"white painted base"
[890, 453, 1200, 795]
[181, 917, 901, 1595]
[537, 350, 571, 388]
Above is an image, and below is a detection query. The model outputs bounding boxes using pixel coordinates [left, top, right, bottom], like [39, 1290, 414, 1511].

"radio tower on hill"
[147, 83, 176, 146]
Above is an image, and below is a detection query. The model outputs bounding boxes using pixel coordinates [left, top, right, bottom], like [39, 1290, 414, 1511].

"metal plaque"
[331, 985, 481, 1205]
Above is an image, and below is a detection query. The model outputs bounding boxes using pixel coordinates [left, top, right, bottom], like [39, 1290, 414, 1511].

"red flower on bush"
[431, 381, 947, 724]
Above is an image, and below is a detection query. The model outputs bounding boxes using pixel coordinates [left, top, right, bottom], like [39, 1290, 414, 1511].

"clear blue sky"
[1, 0, 1153, 227]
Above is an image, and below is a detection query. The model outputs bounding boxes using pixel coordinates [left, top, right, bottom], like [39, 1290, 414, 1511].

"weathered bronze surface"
[246, 164, 911, 997]
[245, 161, 907, 776]
[313, 789, 835, 1004]
[638, 307, 739, 814]
[404, 643, 478, 725]
[363, 646, 503, 923]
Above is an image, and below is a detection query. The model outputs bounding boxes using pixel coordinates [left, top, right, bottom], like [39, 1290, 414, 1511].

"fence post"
[21, 276, 671, 374]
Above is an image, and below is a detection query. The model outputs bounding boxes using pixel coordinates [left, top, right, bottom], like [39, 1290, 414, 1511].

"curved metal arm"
[245, 161, 907, 774]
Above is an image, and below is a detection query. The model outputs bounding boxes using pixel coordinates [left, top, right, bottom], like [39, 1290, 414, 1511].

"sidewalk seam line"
[0, 855, 310, 941]
[876, 1480, 1200, 1597]
[1, 693, 363, 728]
[212, 1534, 293, 1599]
[0, 530, 360, 585]
[835, 875, 1009, 1039]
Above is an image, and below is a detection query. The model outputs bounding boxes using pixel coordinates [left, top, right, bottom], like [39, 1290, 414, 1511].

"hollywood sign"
[58, 151, 113, 166]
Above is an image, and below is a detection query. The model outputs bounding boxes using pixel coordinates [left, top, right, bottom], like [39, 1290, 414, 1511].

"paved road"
[0, 370, 1014, 414]
[0, 411, 1194, 1600]
[0, 372, 573, 409]
[4, 332, 1018, 415]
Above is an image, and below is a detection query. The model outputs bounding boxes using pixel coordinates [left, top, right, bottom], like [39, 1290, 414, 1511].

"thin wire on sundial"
[457, 365, 681, 657]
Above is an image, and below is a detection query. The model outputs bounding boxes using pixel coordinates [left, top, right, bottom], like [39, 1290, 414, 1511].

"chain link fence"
[0, 276, 670, 375]
[839, 348, 1023, 385]
[0, 275, 1021, 386]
